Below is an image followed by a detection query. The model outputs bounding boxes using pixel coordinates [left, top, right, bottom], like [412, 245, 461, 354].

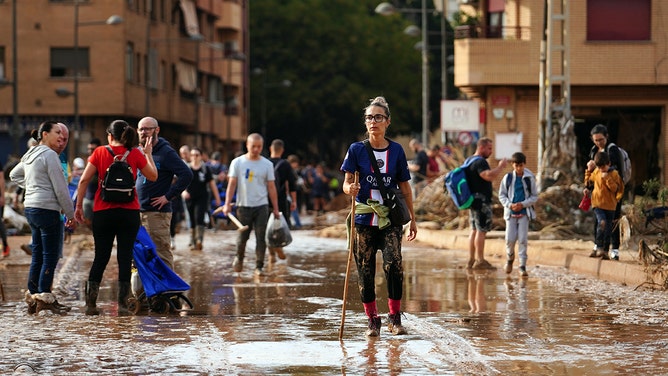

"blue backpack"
[444, 156, 482, 210]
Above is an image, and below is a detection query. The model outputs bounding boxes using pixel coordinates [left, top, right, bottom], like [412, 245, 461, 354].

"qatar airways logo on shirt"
[365, 175, 392, 187]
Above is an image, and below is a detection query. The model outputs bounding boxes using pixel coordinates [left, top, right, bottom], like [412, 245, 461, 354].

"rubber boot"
[118, 281, 131, 316]
[24, 291, 36, 315]
[85, 281, 100, 316]
[196, 225, 205, 250]
[189, 228, 197, 250]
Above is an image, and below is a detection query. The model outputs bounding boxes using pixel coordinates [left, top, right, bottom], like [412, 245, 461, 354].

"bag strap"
[105, 146, 131, 162]
[363, 140, 391, 201]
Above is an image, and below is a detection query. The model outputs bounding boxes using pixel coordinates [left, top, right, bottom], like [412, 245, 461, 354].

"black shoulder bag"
[363, 140, 411, 226]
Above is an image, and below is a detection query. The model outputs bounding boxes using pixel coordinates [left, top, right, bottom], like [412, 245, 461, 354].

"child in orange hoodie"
[585, 151, 624, 260]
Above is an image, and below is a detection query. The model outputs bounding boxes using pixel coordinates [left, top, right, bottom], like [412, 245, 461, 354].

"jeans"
[594, 207, 616, 252]
[186, 195, 209, 228]
[505, 215, 529, 266]
[235, 205, 269, 270]
[290, 208, 302, 228]
[24, 208, 63, 294]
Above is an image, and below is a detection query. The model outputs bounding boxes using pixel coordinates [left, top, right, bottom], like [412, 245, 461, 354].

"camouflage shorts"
[469, 201, 493, 232]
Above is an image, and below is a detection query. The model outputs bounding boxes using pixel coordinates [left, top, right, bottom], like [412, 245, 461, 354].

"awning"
[179, 0, 200, 37]
[488, 0, 505, 13]
[176, 61, 197, 93]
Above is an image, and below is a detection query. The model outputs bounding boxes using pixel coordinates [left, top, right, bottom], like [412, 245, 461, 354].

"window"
[208, 76, 223, 103]
[135, 52, 142, 84]
[486, 0, 504, 38]
[149, 0, 157, 20]
[126, 42, 135, 82]
[587, 0, 651, 41]
[147, 48, 159, 89]
[50, 48, 89, 78]
[224, 41, 239, 56]
[126, 0, 138, 12]
[159, 60, 166, 90]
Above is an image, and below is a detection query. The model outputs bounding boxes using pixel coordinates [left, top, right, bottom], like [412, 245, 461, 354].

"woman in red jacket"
[75, 120, 157, 315]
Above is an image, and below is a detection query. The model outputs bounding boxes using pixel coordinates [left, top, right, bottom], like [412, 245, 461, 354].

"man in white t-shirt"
[220, 133, 280, 276]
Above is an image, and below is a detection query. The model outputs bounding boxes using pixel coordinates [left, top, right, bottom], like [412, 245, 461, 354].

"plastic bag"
[578, 194, 591, 212]
[265, 213, 292, 248]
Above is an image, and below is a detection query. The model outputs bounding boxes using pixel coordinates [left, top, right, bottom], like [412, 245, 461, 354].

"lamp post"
[375, 0, 430, 146]
[56, 1, 122, 161]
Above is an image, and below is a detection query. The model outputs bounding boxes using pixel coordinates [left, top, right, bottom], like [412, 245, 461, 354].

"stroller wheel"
[151, 297, 170, 314]
[127, 298, 141, 315]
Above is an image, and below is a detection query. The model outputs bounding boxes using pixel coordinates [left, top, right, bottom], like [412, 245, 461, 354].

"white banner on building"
[495, 132, 523, 160]
[441, 100, 480, 131]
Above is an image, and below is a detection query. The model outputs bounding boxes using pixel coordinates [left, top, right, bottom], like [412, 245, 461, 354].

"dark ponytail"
[33, 120, 59, 142]
[107, 120, 139, 149]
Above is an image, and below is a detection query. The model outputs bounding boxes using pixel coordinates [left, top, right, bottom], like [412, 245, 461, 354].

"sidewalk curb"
[415, 228, 658, 288]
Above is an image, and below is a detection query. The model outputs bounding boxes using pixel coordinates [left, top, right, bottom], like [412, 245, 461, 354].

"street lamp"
[56, 1, 122, 161]
[375, 0, 430, 146]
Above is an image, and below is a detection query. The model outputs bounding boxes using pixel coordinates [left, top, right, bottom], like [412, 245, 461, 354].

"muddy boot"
[118, 281, 131, 316]
[34, 293, 67, 315]
[52, 298, 72, 312]
[196, 225, 205, 250]
[24, 291, 36, 315]
[189, 228, 197, 250]
[85, 281, 100, 316]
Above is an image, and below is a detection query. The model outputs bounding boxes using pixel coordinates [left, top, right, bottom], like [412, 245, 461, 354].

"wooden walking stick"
[339, 171, 358, 340]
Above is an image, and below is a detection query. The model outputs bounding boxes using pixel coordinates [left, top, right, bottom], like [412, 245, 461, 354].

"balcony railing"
[454, 25, 531, 40]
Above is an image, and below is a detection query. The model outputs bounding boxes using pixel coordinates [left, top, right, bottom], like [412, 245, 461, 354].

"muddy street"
[1, 227, 667, 375]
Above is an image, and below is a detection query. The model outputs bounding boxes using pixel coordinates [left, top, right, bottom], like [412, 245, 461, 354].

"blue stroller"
[127, 226, 193, 314]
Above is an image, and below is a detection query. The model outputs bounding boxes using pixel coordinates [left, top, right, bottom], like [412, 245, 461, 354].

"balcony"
[454, 37, 536, 89]
[216, 1, 243, 31]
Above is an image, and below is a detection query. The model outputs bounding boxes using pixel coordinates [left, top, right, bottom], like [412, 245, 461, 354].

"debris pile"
[414, 176, 594, 239]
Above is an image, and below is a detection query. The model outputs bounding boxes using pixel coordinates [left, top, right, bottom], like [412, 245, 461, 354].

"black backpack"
[101, 146, 136, 203]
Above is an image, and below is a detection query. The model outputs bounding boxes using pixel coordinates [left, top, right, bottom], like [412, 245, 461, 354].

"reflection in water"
[467, 270, 488, 313]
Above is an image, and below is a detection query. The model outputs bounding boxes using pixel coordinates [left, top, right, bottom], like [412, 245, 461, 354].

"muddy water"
[0, 230, 667, 374]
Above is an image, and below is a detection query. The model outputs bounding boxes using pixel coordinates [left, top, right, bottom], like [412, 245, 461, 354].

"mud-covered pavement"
[1, 225, 668, 375]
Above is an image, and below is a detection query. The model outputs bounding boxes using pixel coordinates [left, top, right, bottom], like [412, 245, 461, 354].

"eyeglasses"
[364, 114, 388, 123]
[138, 127, 157, 133]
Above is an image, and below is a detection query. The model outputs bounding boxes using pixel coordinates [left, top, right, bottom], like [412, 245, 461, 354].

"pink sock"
[388, 298, 401, 315]
[363, 301, 378, 318]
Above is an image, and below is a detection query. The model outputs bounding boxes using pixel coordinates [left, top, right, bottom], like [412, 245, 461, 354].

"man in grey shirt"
[220, 133, 280, 276]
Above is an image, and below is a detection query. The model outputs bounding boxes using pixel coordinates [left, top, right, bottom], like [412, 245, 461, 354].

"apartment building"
[0, 0, 247, 165]
[453, 0, 668, 192]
